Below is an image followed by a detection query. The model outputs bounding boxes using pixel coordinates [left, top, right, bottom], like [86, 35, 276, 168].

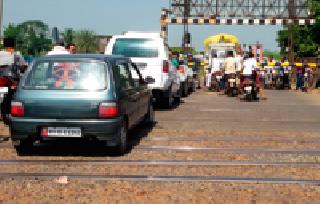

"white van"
[105, 32, 180, 108]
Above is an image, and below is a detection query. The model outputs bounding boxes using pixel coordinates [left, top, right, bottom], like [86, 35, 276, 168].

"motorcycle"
[241, 75, 258, 101]
[274, 66, 284, 90]
[0, 62, 23, 125]
[0, 75, 19, 125]
[225, 73, 239, 97]
[210, 71, 222, 92]
[264, 67, 273, 89]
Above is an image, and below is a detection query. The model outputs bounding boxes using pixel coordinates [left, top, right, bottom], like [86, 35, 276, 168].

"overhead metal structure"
[169, 0, 311, 18]
[161, 0, 315, 54]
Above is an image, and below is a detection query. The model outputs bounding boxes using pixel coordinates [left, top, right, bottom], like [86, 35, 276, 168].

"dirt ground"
[0, 89, 319, 203]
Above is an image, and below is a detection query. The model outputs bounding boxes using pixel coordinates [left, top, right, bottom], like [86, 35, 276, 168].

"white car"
[177, 63, 195, 96]
[105, 32, 180, 108]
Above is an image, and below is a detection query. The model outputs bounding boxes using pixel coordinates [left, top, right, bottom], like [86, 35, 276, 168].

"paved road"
[0, 89, 319, 203]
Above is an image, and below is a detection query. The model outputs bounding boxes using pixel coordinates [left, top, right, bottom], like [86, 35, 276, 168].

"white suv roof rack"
[124, 31, 161, 38]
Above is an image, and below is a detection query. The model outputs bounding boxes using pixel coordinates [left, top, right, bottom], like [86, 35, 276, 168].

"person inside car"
[67, 43, 77, 54]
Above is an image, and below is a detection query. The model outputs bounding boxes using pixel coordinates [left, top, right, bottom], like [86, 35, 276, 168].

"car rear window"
[23, 61, 107, 90]
[112, 38, 159, 58]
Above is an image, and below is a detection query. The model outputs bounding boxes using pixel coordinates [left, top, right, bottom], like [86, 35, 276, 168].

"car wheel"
[14, 139, 33, 156]
[163, 89, 173, 108]
[190, 81, 195, 92]
[183, 82, 188, 97]
[144, 102, 155, 126]
[115, 120, 128, 155]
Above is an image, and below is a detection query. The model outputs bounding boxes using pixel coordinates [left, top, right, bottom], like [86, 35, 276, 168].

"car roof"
[111, 35, 163, 40]
[36, 54, 129, 62]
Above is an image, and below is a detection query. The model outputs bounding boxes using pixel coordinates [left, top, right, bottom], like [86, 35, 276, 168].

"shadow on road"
[17, 123, 155, 157]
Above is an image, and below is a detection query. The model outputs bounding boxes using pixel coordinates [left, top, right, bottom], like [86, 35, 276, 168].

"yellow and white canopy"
[204, 33, 240, 50]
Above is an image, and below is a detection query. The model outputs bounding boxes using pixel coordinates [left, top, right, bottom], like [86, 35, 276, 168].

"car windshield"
[112, 38, 159, 58]
[23, 60, 107, 90]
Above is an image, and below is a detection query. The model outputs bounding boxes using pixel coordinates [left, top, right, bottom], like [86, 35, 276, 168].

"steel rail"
[147, 136, 320, 143]
[2, 144, 320, 155]
[137, 146, 320, 154]
[0, 173, 319, 184]
[0, 160, 319, 166]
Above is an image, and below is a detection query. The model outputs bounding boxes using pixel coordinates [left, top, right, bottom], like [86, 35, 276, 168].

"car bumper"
[9, 117, 123, 145]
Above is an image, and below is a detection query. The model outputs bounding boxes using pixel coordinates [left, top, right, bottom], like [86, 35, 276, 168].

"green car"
[10, 54, 154, 155]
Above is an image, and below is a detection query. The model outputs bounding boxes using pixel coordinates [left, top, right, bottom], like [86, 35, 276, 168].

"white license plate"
[42, 127, 82, 138]
[245, 86, 252, 91]
[0, 87, 8, 94]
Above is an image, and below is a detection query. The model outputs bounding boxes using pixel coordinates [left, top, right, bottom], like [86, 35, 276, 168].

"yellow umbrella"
[204, 33, 240, 50]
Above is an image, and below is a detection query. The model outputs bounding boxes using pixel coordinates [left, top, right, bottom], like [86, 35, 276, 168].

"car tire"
[144, 102, 155, 126]
[14, 139, 33, 156]
[115, 120, 128, 155]
[163, 89, 173, 109]
[190, 81, 195, 93]
[183, 82, 188, 97]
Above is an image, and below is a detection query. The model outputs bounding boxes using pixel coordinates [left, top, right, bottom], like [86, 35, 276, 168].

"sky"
[3, 0, 281, 51]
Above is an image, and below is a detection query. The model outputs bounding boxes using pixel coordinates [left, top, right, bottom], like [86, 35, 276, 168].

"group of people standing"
[206, 50, 266, 99]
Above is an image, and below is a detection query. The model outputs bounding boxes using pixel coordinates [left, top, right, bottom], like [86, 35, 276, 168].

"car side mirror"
[144, 76, 155, 84]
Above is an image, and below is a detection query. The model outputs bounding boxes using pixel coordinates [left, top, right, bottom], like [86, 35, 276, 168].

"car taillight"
[163, 60, 169, 73]
[178, 66, 185, 73]
[0, 77, 10, 87]
[99, 102, 119, 118]
[11, 101, 25, 117]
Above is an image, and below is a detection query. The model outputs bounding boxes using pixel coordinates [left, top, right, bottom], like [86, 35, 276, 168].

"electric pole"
[288, 0, 295, 64]
[0, 0, 3, 37]
[183, 0, 190, 56]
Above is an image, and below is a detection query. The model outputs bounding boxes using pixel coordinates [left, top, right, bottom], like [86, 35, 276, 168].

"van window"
[24, 61, 107, 90]
[113, 63, 134, 90]
[112, 38, 159, 58]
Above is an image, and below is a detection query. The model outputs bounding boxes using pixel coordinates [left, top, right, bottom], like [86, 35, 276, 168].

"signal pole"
[183, 0, 190, 56]
[288, 0, 295, 64]
[0, 0, 3, 37]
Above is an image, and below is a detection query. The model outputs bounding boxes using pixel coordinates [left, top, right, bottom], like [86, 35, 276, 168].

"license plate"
[245, 86, 252, 91]
[42, 127, 82, 138]
[0, 87, 8, 94]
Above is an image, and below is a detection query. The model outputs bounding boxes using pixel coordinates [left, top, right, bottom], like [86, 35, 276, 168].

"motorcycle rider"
[0, 38, 27, 124]
[224, 50, 237, 95]
[210, 53, 221, 91]
[241, 52, 257, 98]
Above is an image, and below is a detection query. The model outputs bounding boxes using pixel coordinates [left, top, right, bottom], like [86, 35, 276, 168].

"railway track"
[2, 142, 320, 155]
[137, 145, 320, 154]
[0, 159, 319, 166]
[0, 172, 319, 185]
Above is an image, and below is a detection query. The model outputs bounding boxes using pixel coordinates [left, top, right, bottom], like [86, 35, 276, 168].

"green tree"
[62, 28, 74, 46]
[170, 47, 197, 55]
[3, 20, 52, 56]
[277, 0, 320, 58]
[73, 30, 98, 53]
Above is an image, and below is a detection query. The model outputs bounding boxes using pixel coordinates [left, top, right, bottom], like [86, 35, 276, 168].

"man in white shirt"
[47, 40, 70, 55]
[242, 53, 257, 76]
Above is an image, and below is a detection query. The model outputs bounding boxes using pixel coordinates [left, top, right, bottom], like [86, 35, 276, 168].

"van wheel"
[183, 82, 188, 97]
[14, 139, 33, 156]
[115, 120, 128, 155]
[163, 89, 173, 108]
[144, 102, 155, 126]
